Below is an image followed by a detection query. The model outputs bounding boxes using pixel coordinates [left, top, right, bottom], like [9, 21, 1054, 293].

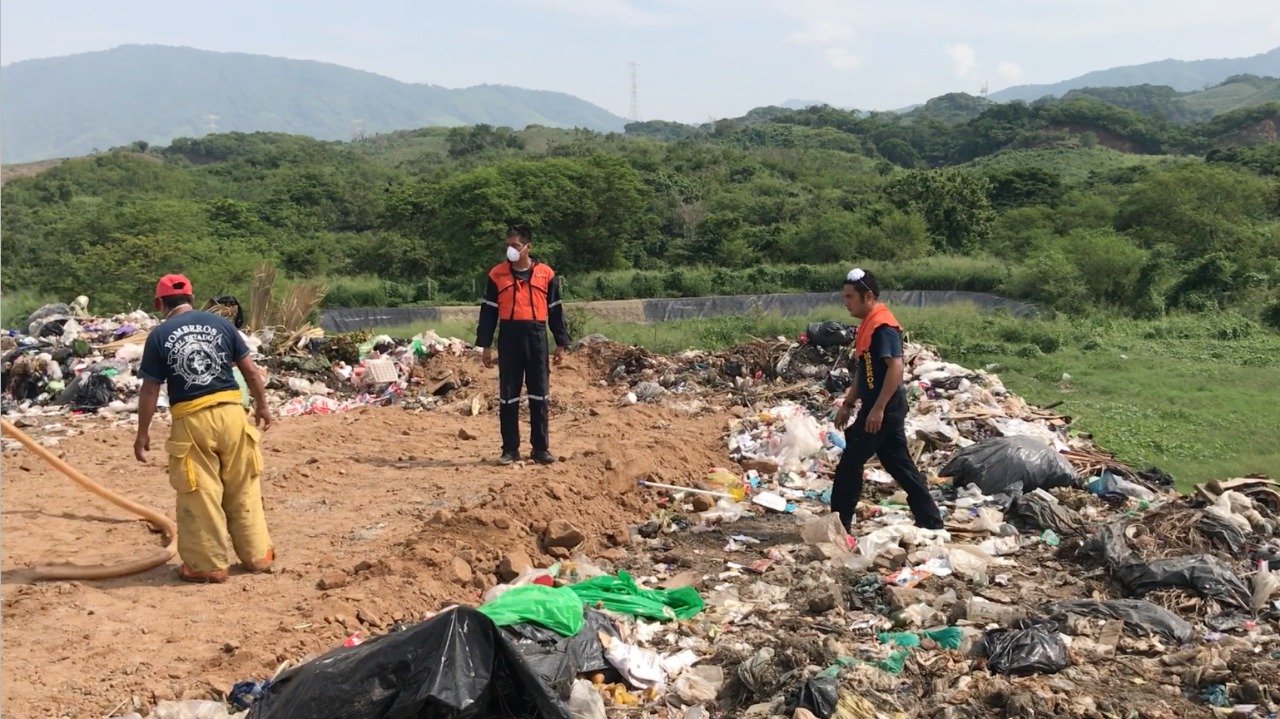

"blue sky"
[3, 0, 1278, 121]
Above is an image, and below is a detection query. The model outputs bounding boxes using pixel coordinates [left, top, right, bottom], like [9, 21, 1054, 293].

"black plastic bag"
[1043, 599, 1192, 644]
[70, 372, 114, 411]
[1118, 555, 1252, 611]
[503, 609, 618, 697]
[789, 676, 838, 718]
[25, 303, 71, 335]
[978, 619, 1068, 676]
[940, 436, 1076, 503]
[1138, 467, 1174, 488]
[805, 321, 855, 348]
[823, 369, 852, 394]
[249, 607, 570, 719]
[1086, 522, 1252, 611]
[1198, 512, 1247, 555]
[1008, 492, 1083, 535]
[205, 295, 245, 329]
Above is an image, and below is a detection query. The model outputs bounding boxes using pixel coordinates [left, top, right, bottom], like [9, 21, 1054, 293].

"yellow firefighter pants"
[166, 398, 273, 573]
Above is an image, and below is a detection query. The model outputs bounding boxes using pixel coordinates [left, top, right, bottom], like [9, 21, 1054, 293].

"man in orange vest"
[477, 224, 570, 465]
[831, 268, 944, 533]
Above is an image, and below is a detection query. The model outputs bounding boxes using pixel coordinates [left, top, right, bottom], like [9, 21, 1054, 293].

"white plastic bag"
[568, 679, 606, 719]
[801, 512, 851, 548]
[151, 701, 244, 719]
[673, 665, 725, 704]
[779, 414, 824, 464]
[115, 342, 146, 362]
[1252, 565, 1279, 612]
[604, 638, 666, 690]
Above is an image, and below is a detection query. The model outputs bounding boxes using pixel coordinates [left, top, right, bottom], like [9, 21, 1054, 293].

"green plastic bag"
[877, 626, 963, 650]
[232, 367, 251, 407]
[477, 584, 584, 637]
[871, 648, 911, 675]
[568, 571, 703, 622]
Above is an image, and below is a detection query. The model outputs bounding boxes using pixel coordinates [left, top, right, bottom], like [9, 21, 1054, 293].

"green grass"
[1, 289, 62, 329]
[369, 304, 1279, 487]
[900, 305, 1280, 486]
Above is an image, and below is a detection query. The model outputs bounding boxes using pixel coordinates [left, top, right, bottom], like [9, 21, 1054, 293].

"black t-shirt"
[138, 311, 249, 404]
[855, 325, 906, 415]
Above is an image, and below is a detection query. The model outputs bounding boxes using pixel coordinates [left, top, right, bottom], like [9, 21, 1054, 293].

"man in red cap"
[134, 274, 276, 583]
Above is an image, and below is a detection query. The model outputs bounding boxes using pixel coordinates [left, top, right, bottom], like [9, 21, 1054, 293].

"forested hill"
[990, 46, 1280, 102]
[0, 44, 628, 164]
[2, 95, 1278, 331]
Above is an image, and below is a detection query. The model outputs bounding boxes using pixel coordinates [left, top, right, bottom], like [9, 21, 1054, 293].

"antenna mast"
[628, 61, 641, 122]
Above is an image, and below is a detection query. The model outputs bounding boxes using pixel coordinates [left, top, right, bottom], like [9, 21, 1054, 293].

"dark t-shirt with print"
[138, 311, 249, 405]
[854, 325, 906, 416]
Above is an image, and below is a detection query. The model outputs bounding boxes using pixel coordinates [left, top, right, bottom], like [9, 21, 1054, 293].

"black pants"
[831, 408, 944, 531]
[497, 321, 550, 454]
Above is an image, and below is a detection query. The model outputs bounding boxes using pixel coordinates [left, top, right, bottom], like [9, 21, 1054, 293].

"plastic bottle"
[705, 468, 747, 501]
[827, 430, 846, 450]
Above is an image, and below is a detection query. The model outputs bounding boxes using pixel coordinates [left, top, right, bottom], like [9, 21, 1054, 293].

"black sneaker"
[531, 450, 557, 465]
[498, 451, 519, 466]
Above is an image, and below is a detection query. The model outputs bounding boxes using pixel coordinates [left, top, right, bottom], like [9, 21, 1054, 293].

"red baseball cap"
[155, 274, 194, 299]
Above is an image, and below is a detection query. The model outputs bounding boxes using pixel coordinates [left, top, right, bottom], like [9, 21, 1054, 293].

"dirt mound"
[0, 351, 725, 717]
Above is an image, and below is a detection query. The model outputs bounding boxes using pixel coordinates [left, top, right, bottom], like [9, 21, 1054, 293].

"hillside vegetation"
[1062, 75, 1280, 125]
[2, 93, 1278, 331]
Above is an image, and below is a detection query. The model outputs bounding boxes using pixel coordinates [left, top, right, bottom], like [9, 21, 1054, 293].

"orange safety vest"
[488, 261, 556, 322]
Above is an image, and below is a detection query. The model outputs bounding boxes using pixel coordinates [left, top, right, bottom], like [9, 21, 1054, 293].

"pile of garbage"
[1, 300, 474, 440]
[114, 330, 1279, 719]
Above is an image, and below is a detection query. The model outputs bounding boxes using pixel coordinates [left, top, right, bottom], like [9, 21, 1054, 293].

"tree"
[1117, 163, 1271, 259]
[886, 170, 995, 252]
[984, 167, 1064, 209]
[1059, 229, 1147, 305]
[877, 138, 922, 168]
[777, 209, 859, 264]
[1003, 246, 1086, 310]
[445, 124, 525, 158]
[858, 210, 931, 261]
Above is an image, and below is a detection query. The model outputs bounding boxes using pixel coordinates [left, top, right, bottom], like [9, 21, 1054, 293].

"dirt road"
[1, 355, 727, 718]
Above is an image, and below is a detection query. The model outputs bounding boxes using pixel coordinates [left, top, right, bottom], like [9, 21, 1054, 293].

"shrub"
[1262, 300, 1280, 332]
[323, 276, 390, 308]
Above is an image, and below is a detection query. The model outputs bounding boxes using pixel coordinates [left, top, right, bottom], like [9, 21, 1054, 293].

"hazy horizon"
[3, 0, 1279, 122]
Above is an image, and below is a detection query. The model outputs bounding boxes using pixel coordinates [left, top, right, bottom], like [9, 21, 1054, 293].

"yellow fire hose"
[2, 419, 177, 580]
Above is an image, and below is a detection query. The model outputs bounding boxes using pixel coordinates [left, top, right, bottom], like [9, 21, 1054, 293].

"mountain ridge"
[0, 44, 627, 163]
[990, 46, 1280, 102]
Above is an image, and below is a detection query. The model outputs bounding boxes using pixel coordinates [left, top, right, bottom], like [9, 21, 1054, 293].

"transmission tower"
[352, 119, 366, 141]
[628, 61, 641, 122]
[980, 82, 989, 98]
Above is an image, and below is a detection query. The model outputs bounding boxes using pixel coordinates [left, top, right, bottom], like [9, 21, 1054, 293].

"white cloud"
[946, 42, 977, 78]
[782, 13, 859, 71]
[787, 21, 854, 47]
[824, 47, 862, 70]
[996, 61, 1023, 83]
